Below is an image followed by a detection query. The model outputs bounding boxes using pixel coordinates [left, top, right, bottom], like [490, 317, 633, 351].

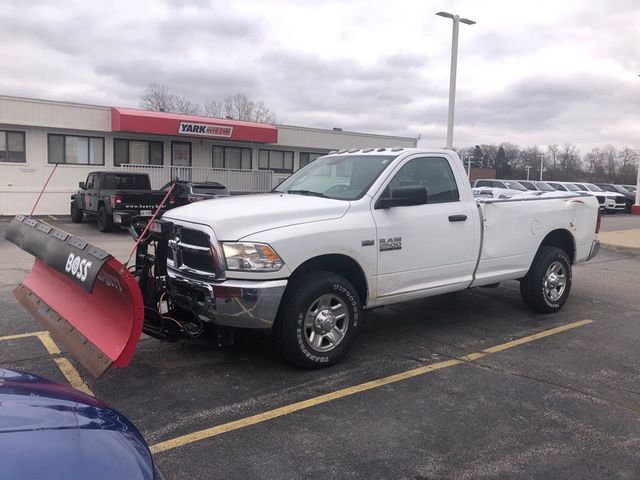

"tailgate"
[112, 190, 168, 212]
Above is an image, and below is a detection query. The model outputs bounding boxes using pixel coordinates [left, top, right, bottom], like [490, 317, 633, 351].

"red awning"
[111, 108, 277, 143]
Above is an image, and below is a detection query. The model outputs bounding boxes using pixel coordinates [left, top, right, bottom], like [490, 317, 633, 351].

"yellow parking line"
[1, 330, 93, 396]
[150, 319, 593, 454]
[33, 332, 94, 397]
[0, 331, 47, 342]
[481, 319, 593, 354]
[35, 332, 61, 355]
[53, 357, 94, 396]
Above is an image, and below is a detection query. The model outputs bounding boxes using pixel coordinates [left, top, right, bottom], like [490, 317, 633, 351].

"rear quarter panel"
[474, 195, 598, 285]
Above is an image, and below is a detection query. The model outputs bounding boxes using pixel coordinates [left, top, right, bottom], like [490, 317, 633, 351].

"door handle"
[448, 214, 467, 222]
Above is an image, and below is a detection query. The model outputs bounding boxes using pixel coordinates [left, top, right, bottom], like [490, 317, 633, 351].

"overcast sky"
[1, 0, 639, 151]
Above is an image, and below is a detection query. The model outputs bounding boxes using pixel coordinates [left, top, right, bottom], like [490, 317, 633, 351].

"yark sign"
[178, 122, 233, 138]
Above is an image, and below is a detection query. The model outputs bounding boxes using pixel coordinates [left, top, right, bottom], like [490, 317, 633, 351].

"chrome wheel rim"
[303, 294, 349, 352]
[543, 261, 566, 302]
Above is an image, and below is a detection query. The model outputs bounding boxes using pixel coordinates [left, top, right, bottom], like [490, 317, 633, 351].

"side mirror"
[79, 181, 86, 189]
[375, 186, 428, 209]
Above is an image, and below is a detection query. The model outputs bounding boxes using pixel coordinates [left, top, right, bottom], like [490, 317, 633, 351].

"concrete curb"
[598, 228, 640, 255]
[599, 242, 640, 254]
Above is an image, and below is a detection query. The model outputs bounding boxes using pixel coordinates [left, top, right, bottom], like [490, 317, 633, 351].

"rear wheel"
[520, 246, 572, 313]
[97, 205, 113, 232]
[274, 272, 362, 368]
[70, 202, 83, 223]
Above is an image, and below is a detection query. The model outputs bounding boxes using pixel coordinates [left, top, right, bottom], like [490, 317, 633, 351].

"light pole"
[525, 166, 533, 180]
[633, 156, 640, 213]
[436, 11, 476, 149]
[633, 77, 640, 214]
[537, 153, 546, 181]
[463, 151, 471, 178]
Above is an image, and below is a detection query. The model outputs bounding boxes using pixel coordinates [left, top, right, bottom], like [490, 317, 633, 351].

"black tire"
[97, 205, 113, 232]
[273, 271, 362, 369]
[70, 202, 83, 223]
[520, 246, 572, 314]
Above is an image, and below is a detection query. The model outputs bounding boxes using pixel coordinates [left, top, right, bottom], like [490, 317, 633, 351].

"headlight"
[221, 242, 284, 272]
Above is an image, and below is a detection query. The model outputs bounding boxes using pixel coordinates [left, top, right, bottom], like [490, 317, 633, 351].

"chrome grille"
[181, 249, 215, 273]
[180, 228, 210, 247]
[169, 227, 217, 276]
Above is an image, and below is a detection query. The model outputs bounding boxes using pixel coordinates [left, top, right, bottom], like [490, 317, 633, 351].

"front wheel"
[520, 246, 572, 313]
[273, 272, 362, 368]
[70, 202, 83, 223]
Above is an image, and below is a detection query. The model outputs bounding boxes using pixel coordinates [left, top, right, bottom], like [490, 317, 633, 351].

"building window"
[0, 130, 26, 163]
[212, 146, 251, 170]
[47, 134, 104, 165]
[259, 149, 294, 173]
[114, 138, 163, 166]
[299, 152, 326, 169]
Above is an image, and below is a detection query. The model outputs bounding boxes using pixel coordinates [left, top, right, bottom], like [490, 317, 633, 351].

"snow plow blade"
[6, 215, 144, 377]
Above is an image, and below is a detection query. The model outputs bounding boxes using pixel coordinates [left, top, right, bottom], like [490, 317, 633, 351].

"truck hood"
[163, 193, 351, 240]
[0, 369, 153, 480]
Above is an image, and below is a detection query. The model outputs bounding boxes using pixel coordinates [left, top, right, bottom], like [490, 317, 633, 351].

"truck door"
[84, 173, 96, 212]
[371, 155, 478, 298]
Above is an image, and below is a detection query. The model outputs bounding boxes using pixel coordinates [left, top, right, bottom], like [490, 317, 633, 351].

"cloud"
[0, 0, 638, 150]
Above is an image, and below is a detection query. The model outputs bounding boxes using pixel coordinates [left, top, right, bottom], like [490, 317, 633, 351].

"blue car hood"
[0, 369, 153, 480]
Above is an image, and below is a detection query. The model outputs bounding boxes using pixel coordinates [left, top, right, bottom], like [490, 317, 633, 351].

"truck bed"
[473, 194, 599, 285]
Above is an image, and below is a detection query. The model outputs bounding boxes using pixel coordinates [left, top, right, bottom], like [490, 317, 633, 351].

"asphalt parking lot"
[1, 214, 640, 479]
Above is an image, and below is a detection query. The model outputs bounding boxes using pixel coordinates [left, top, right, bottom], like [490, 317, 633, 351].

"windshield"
[585, 183, 604, 192]
[564, 183, 581, 191]
[533, 181, 555, 191]
[102, 174, 150, 190]
[501, 180, 527, 191]
[626, 185, 636, 193]
[192, 185, 226, 194]
[274, 154, 397, 200]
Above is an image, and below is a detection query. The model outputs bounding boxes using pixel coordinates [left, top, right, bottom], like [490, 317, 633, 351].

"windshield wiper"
[286, 189, 328, 198]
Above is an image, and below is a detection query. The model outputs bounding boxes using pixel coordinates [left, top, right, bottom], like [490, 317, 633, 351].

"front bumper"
[167, 268, 287, 329]
[587, 239, 600, 261]
[603, 198, 625, 211]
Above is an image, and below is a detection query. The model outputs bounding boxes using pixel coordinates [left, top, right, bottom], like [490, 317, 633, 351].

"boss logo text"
[65, 253, 92, 282]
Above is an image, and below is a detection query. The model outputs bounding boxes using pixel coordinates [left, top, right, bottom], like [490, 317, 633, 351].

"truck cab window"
[85, 174, 95, 189]
[384, 157, 459, 204]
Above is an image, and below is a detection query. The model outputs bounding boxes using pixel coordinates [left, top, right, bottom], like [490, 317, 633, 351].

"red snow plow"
[6, 216, 144, 376]
[5, 215, 193, 377]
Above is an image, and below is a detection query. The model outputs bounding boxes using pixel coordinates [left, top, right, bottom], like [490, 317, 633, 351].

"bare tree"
[139, 83, 174, 112]
[602, 145, 618, 182]
[252, 100, 277, 123]
[223, 93, 277, 123]
[203, 100, 224, 118]
[584, 148, 606, 179]
[619, 146, 639, 183]
[558, 143, 580, 177]
[547, 144, 559, 170]
[173, 96, 201, 115]
[499, 142, 521, 177]
[223, 93, 254, 121]
[140, 84, 278, 122]
[520, 145, 542, 177]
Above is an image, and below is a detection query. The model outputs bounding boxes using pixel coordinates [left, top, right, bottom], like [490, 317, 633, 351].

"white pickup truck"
[7, 148, 601, 375]
[159, 148, 600, 368]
